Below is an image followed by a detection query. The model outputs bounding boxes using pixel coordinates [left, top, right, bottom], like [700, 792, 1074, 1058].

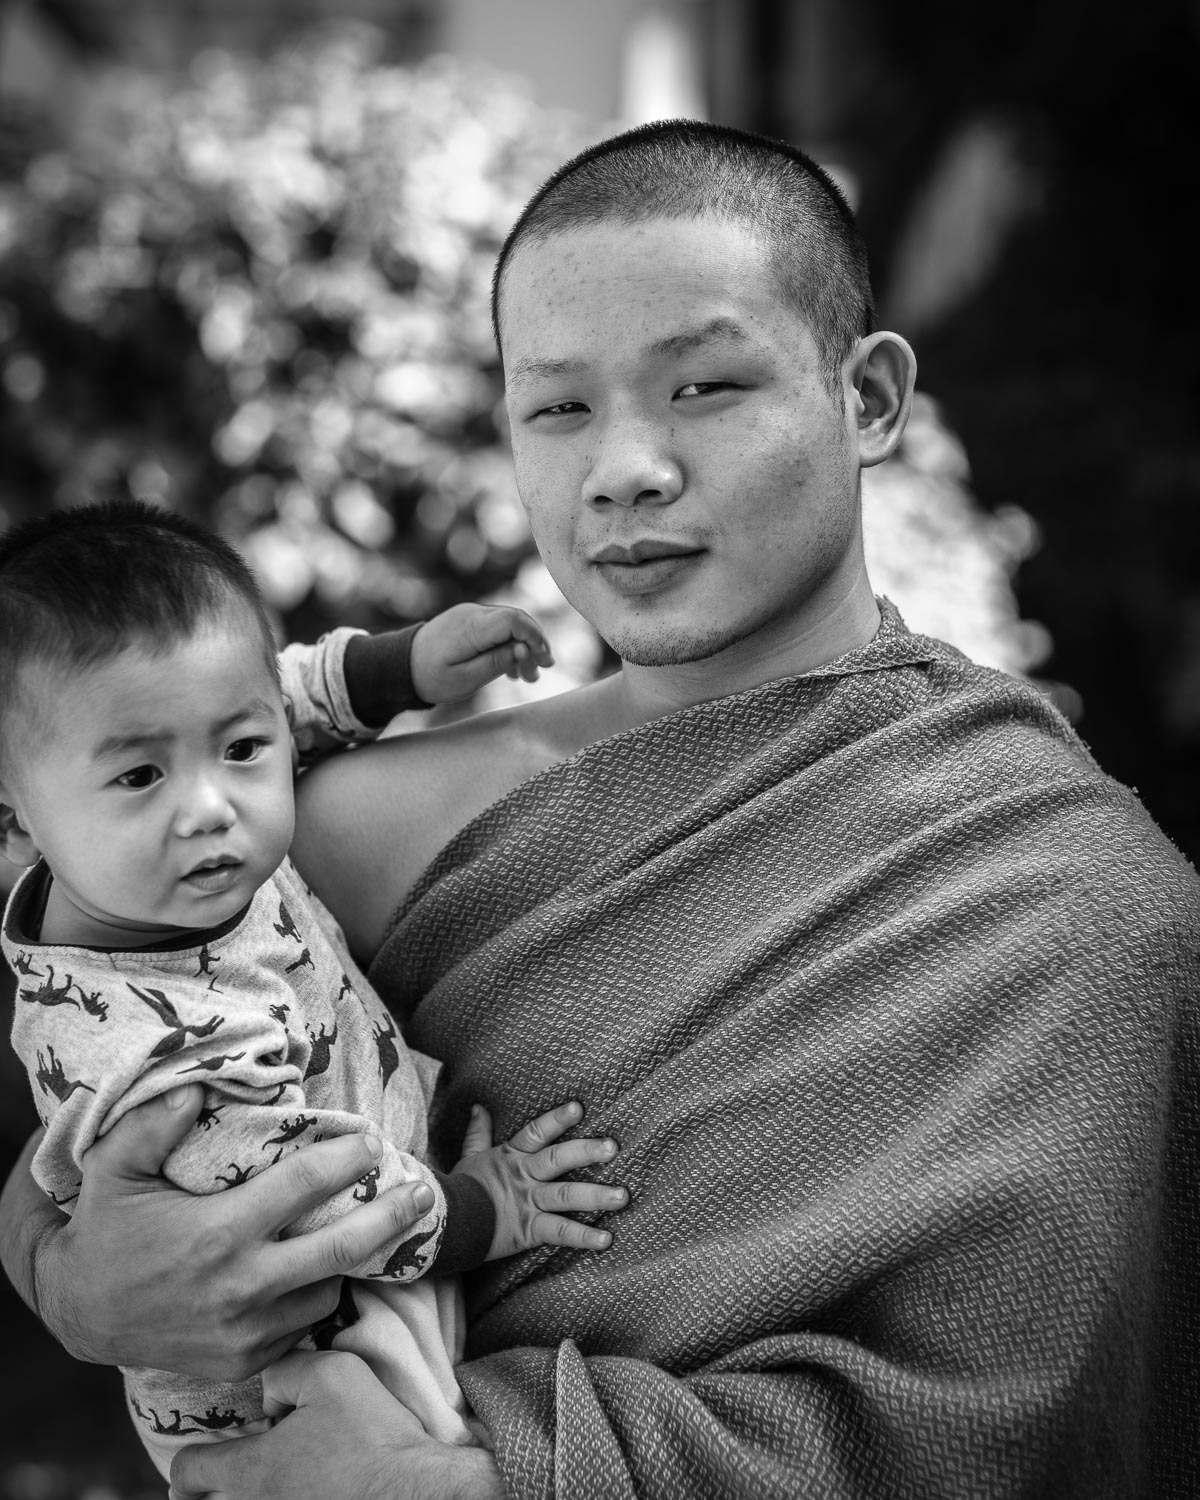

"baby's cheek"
[262, 778, 297, 864]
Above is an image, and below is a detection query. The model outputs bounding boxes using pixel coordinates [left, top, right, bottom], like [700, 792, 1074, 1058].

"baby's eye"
[116, 764, 161, 789]
[226, 738, 264, 763]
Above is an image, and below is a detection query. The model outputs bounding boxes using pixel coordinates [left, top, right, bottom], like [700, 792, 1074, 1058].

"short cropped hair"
[492, 119, 875, 386]
[0, 500, 276, 772]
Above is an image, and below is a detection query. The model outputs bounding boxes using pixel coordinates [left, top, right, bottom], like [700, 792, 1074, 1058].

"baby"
[0, 500, 627, 1482]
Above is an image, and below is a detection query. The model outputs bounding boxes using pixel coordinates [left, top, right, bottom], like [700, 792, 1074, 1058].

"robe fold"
[370, 602, 1200, 1499]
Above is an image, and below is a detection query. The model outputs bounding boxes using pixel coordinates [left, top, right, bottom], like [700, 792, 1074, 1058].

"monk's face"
[499, 215, 869, 671]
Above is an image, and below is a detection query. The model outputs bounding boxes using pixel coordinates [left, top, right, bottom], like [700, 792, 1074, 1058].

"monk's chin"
[604, 625, 744, 668]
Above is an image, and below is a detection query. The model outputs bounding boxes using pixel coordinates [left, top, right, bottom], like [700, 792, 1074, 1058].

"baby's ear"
[0, 791, 39, 869]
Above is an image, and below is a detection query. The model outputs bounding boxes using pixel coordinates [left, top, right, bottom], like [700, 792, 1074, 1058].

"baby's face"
[9, 611, 294, 947]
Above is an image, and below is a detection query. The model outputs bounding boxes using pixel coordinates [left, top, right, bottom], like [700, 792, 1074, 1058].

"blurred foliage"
[0, 23, 590, 640]
[0, 20, 1047, 684]
[862, 393, 1048, 678]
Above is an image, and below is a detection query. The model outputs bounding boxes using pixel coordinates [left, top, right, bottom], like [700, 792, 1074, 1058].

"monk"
[3, 120, 1198, 1500]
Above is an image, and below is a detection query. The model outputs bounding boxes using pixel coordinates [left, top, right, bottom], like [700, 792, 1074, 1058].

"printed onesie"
[1, 632, 492, 1479]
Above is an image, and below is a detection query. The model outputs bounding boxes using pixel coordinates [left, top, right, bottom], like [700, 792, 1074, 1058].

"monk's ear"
[846, 331, 917, 469]
[0, 788, 40, 870]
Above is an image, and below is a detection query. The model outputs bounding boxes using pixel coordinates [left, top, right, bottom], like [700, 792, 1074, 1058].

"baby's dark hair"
[0, 500, 276, 772]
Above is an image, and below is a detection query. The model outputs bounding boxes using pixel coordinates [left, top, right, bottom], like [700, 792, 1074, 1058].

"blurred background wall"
[0, 2, 1196, 1495]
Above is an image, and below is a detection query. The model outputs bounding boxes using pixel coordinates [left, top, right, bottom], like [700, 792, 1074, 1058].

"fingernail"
[363, 1133, 382, 1158]
[602, 1138, 617, 1155]
[164, 1085, 190, 1109]
[413, 1184, 435, 1212]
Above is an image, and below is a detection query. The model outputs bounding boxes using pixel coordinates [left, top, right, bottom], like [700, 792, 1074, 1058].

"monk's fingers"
[248, 1280, 347, 1365]
[504, 1100, 586, 1154]
[264, 1179, 434, 1291]
[171, 1426, 258, 1498]
[259, 1348, 326, 1418]
[531, 1210, 614, 1252]
[0, 1130, 58, 1313]
[259, 1349, 426, 1437]
[533, 1180, 629, 1216]
[526, 1132, 620, 1180]
[83, 1084, 204, 1183]
[231, 1134, 388, 1240]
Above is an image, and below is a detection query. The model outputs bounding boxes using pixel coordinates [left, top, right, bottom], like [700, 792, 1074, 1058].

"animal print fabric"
[372, 601, 1200, 1499]
[3, 855, 469, 1471]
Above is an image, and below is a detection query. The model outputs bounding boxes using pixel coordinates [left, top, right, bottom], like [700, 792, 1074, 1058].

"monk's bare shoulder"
[292, 677, 622, 961]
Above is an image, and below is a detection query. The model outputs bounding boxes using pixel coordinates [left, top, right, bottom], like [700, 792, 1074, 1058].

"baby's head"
[0, 500, 294, 948]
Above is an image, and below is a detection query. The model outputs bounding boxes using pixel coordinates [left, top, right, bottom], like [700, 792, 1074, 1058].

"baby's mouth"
[182, 856, 242, 893]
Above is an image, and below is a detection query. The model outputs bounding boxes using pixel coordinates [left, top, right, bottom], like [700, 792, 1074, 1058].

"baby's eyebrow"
[90, 699, 278, 763]
[218, 697, 280, 731]
[90, 730, 168, 764]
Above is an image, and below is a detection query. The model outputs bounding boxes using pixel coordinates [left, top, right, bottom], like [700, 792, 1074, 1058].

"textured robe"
[370, 602, 1200, 1499]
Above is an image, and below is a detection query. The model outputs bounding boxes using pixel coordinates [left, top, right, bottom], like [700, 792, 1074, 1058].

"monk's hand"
[169, 1350, 505, 1500]
[0, 1084, 434, 1378]
[452, 1099, 629, 1260]
[410, 603, 554, 702]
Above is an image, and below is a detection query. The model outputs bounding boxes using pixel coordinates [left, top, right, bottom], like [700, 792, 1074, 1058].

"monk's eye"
[533, 400, 588, 418]
[675, 381, 737, 399]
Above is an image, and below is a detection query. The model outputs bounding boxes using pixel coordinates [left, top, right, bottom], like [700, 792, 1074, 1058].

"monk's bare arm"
[291, 710, 560, 964]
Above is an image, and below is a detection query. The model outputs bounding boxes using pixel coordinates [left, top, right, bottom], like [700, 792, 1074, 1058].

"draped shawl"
[369, 603, 1200, 1499]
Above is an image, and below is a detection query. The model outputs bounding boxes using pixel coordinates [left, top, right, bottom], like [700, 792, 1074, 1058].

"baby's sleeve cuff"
[279, 627, 379, 762]
[428, 1171, 496, 1274]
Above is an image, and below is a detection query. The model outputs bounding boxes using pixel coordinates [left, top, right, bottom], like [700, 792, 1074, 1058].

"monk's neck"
[610, 587, 881, 726]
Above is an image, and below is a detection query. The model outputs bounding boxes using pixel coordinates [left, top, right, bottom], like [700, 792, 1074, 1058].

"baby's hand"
[452, 1100, 628, 1260]
[410, 603, 553, 705]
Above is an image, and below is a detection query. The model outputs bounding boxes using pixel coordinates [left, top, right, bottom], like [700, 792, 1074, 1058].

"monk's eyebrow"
[646, 317, 753, 361]
[506, 355, 586, 388]
[507, 318, 754, 389]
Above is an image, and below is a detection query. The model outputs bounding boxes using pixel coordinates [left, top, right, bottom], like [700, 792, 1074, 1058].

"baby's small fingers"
[507, 609, 555, 666]
[505, 1100, 584, 1154]
[508, 640, 543, 684]
[534, 1181, 629, 1214]
[530, 1134, 619, 1179]
[532, 1212, 613, 1252]
[517, 650, 543, 683]
[459, 1104, 494, 1158]
[495, 642, 541, 684]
